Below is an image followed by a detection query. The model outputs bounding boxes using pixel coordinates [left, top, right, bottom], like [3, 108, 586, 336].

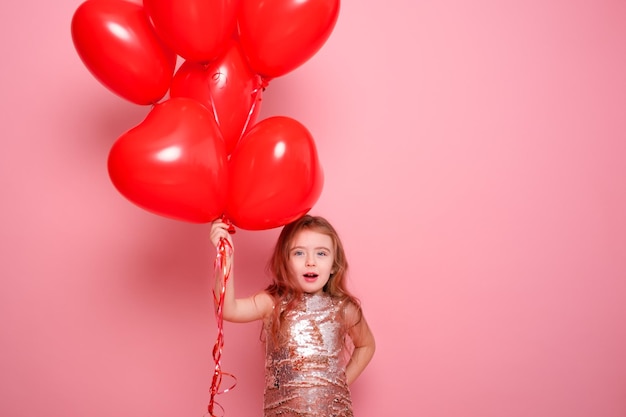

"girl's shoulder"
[341, 297, 363, 327]
[252, 290, 275, 319]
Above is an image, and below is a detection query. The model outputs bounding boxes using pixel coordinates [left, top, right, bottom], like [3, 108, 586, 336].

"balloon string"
[208, 237, 236, 417]
[237, 75, 269, 141]
[207, 76, 222, 129]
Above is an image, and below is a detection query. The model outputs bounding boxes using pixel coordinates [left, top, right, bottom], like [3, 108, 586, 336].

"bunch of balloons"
[71, 0, 339, 230]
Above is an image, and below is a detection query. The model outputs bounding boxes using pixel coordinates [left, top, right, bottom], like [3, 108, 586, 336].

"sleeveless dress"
[263, 292, 353, 417]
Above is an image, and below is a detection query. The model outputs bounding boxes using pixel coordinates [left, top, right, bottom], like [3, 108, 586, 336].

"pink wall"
[2, 1, 625, 416]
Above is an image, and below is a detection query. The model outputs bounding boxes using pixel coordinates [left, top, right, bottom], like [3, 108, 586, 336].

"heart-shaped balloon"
[71, 0, 177, 105]
[226, 116, 324, 230]
[170, 39, 264, 155]
[144, 0, 239, 62]
[238, 0, 340, 78]
[108, 98, 228, 223]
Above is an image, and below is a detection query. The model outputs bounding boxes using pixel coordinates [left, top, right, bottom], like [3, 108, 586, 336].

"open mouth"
[303, 273, 318, 282]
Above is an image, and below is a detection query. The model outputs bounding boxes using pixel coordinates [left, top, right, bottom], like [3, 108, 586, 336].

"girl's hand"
[210, 219, 234, 249]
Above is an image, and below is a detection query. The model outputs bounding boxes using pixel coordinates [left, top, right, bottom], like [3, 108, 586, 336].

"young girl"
[210, 215, 375, 417]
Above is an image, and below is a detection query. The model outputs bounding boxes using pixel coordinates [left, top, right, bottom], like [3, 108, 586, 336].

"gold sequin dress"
[264, 292, 353, 417]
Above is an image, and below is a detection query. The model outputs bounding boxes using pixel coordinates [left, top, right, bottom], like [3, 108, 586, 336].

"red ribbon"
[208, 236, 236, 417]
[236, 75, 269, 141]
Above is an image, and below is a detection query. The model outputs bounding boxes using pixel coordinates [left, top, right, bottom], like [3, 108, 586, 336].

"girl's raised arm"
[210, 220, 274, 323]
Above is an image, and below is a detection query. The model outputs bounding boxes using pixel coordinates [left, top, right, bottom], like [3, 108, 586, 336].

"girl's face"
[287, 229, 335, 294]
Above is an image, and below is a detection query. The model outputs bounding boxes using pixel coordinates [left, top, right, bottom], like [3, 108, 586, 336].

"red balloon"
[226, 116, 324, 230]
[170, 40, 263, 155]
[108, 98, 228, 223]
[144, 0, 239, 62]
[71, 0, 176, 105]
[238, 0, 340, 78]
[170, 40, 264, 156]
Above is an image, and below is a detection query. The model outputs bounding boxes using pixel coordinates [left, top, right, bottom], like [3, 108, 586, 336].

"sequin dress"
[264, 292, 353, 417]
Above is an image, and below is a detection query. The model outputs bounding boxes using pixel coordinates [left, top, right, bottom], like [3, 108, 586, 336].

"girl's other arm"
[345, 303, 376, 385]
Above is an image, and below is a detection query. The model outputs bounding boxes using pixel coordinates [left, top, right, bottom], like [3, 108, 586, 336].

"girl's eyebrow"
[290, 245, 332, 252]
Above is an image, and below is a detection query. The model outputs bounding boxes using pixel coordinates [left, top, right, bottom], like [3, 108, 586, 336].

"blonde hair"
[264, 215, 362, 342]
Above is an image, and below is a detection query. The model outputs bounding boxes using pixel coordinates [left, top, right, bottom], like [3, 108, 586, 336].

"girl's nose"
[305, 255, 315, 266]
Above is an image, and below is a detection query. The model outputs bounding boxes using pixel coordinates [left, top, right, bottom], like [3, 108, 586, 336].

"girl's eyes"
[291, 250, 330, 257]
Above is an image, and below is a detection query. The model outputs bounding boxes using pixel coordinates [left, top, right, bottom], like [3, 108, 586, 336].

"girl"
[210, 214, 375, 417]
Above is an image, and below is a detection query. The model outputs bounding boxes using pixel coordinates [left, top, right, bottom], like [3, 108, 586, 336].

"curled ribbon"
[208, 235, 236, 417]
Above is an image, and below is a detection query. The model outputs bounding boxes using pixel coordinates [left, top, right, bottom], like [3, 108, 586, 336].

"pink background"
[2, 1, 625, 416]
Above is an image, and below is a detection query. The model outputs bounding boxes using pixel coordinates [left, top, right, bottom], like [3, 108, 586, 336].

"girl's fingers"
[210, 221, 233, 247]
